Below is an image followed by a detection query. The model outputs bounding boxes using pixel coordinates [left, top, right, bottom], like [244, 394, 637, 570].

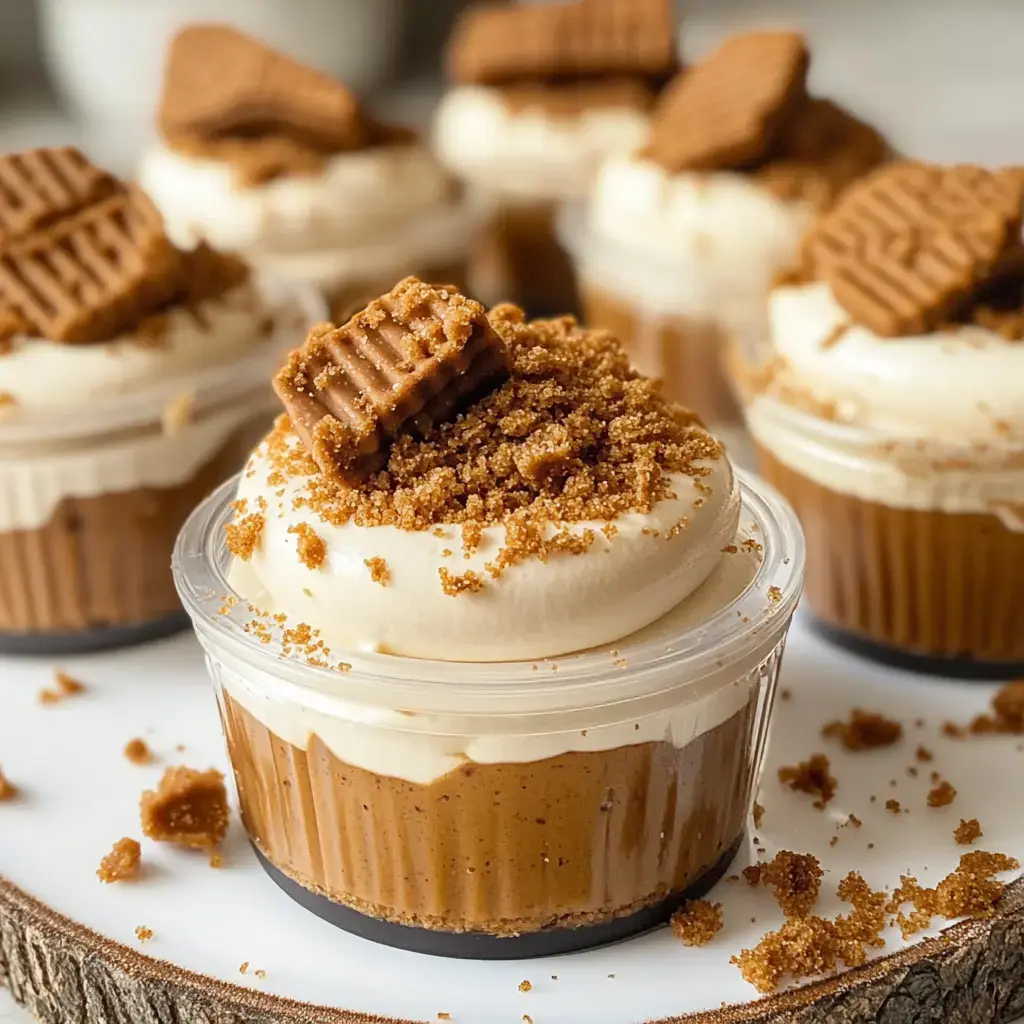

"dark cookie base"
[812, 620, 1024, 681]
[253, 834, 742, 960]
[0, 610, 189, 656]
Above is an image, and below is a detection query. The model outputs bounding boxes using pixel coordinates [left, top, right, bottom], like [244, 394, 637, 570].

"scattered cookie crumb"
[848, 813, 862, 828]
[780, 688, 792, 701]
[829, 836, 839, 847]
[915, 745, 934, 763]
[519, 980, 532, 993]
[885, 799, 902, 814]
[439, 567, 485, 596]
[0, 767, 17, 801]
[365, 556, 391, 586]
[134, 925, 153, 943]
[523, 1016, 534, 1024]
[752, 801, 765, 829]
[436, 1014, 450, 1021]
[888, 850, 1019, 937]
[209, 851, 223, 868]
[97, 838, 141, 883]
[927, 780, 957, 808]
[743, 850, 823, 918]
[822, 709, 902, 750]
[140, 767, 229, 848]
[288, 522, 327, 569]
[239, 962, 249, 975]
[124, 738, 155, 765]
[254, 969, 266, 980]
[39, 670, 87, 704]
[732, 871, 887, 993]
[778, 753, 836, 808]
[670, 899, 723, 946]
[970, 681, 1024, 735]
[954, 818, 983, 845]
[942, 721, 966, 739]
[56, 671, 85, 695]
[225, 513, 265, 561]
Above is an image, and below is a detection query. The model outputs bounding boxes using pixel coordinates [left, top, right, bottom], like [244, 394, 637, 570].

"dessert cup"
[745, 395, 1024, 677]
[173, 471, 804, 958]
[139, 142, 487, 323]
[433, 83, 656, 315]
[735, 252, 1024, 677]
[0, 281, 318, 654]
[560, 165, 812, 438]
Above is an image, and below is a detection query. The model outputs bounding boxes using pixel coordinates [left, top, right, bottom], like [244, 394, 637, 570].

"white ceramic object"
[37, 0, 403, 165]
[1, 617, 1021, 1022]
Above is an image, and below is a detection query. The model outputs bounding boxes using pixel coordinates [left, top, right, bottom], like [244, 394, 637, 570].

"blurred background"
[1, 0, 1022, 172]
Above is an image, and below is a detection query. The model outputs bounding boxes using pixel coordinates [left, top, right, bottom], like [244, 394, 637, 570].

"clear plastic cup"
[739, 383, 1024, 676]
[0, 279, 323, 654]
[558, 203, 780, 444]
[173, 469, 804, 958]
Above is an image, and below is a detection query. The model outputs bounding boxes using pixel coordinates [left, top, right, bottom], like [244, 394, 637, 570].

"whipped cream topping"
[0, 404, 260, 533]
[745, 281, 1024, 513]
[433, 86, 651, 202]
[229, 434, 741, 662]
[0, 284, 262, 413]
[138, 143, 476, 283]
[217, 518, 765, 784]
[0, 283, 294, 531]
[571, 156, 812, 323]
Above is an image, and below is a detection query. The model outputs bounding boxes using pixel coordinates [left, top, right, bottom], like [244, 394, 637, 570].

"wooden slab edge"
[2, 875, 1023, 1024]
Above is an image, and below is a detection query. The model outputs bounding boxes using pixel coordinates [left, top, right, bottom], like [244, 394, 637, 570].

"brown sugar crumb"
[270, 311, 723, 587]
[743, 850, 823, 918]
[140, 767, 229, 849]
[518, 979, 533, 993]
[461, 519, 484, 555]
[927, 780, 958, 808]
[752, 801, 765, 829]
[778, 753, 836, 808]
[124, 738, 156, 765]
[0, 767, 17, 801]
[225, 513, 265, 561]
[955, 818, 983, 845]
[55, 671, 86, 696]
[970, 681, 1024, 735]
[288, 522, 326, 569]
[365, 556, 391, 586]
[670, 899, 724, 946]
[822, 709, 902, 751]
[888, 851, 1020, 937]
[732, 871, 886, 993]
[439, 567, 485, 596]
[135, 925, 153, 943]
[885, 799, 902, 814]
[916, 745, 934, 762]
[97, 838, 141, 883]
